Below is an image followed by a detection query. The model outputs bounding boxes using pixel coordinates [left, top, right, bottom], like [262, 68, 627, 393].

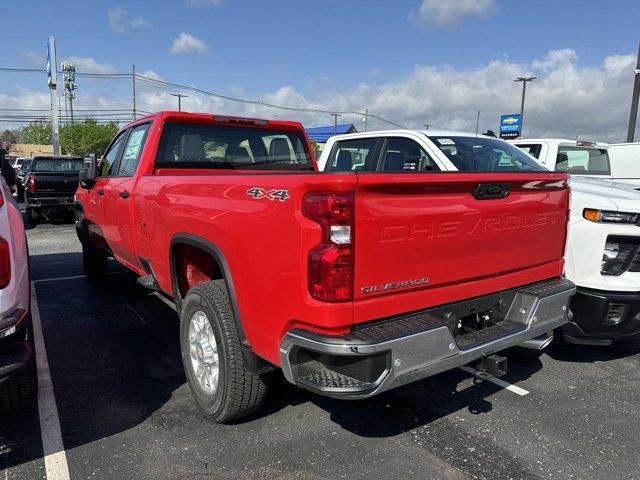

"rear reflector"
[0, 237, 10, 289]
[27, 174, 36, 193]
[303, 192, 354, 302]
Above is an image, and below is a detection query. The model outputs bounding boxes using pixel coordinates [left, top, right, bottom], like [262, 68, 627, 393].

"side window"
[515, 143, 542, 159]
[99, 133, 126, 177]
[118, 124, 150, 176]
[379, 137, 438, 172]
[326, 138, 378, 172]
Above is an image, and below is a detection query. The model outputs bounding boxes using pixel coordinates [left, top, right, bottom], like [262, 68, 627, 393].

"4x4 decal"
[246, 187, 291, 202]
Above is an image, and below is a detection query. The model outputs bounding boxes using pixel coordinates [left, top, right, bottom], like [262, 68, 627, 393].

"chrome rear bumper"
[280, 278, 575, 399]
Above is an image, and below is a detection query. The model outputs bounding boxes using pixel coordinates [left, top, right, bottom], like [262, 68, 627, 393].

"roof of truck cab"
[123, 111, 305, 131]
[325, 129, 495, 141]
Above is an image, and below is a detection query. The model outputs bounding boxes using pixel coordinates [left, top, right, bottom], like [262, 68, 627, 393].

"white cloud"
[1, 48, 637, 143]
[169, 33, 210, 55]
[410, 0, 498, 27]
[108, 6, 152, 33]
[60, 57, 116, 75]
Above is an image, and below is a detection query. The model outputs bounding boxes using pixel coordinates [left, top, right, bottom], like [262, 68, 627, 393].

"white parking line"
[30, 283, 71, 480]
[459, 365, 530, 397]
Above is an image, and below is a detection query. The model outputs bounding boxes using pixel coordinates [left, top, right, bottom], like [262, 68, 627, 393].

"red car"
[74, 111, 575, 422]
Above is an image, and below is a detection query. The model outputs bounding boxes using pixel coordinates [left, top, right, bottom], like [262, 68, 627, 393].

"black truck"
[24, 156, 84, 223]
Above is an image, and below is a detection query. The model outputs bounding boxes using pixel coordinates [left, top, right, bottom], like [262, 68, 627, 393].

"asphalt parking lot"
[1, 219, 640, 480]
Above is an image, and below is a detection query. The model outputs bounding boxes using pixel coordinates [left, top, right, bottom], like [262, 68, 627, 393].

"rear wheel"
[82, 241, 107, 280]
[179, 280, 267, 423]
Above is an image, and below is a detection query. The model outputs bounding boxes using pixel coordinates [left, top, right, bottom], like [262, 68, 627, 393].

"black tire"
[180, 280, 267, 423]
[82, 241, 107, 280]
[0, 364, 36, 414]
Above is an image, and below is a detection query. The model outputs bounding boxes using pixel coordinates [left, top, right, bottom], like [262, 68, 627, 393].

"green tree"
[310, 140, 321, 159]
[20, 120, 52, 145]
[0, 129, 20, 148]
[60, 119, 119, 156]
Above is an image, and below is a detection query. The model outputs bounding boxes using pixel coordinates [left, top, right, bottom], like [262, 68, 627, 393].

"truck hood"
[569, 177, 640, 212]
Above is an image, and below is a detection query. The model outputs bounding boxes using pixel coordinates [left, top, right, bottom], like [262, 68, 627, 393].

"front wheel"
[179, 280, 267, 423]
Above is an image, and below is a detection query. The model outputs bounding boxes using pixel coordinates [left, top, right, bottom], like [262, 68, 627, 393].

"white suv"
[0, 173, 34, 412]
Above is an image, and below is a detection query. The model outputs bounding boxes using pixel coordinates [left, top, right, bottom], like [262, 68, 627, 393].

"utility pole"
[363, 108, 369, 132]
[61, 61, 76, 124]
[47, 36, 61, 155]
[131, 65, 137, 120]
[514, 76, 536, 137]
[330, 113, 342, 134]
[170, 93, 188, 111]
[626, 42, 640, 142]
[423, 124, 431, 130]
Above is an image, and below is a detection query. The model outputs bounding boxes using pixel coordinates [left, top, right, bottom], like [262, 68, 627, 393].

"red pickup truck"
[75, 111, 575, 422]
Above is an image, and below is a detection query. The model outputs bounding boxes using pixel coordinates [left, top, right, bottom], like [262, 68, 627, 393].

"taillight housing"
[302, 192, 354, 302]
[27, 174, 36, 193]
[0, 237, 10, 289]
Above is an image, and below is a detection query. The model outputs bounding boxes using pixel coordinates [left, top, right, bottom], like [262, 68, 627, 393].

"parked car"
[24, 155, 84, 223]
[75, 114, 574, 422]
[15, 158, 32, 202]
[12, 157, 31, 171]
[510, 138, 640, 345]
[606, 142, 640, 186]
[0, 168, 35, 413]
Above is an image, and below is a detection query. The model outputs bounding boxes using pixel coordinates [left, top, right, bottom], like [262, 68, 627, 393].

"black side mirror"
[79, 153, 98, 189]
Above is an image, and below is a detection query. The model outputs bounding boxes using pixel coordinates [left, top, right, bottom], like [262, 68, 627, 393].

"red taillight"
[0, 187, 4, 208]
[0, 237, 10, 289]
[27, 174, 36, 193]
[303, 192, 354, 302]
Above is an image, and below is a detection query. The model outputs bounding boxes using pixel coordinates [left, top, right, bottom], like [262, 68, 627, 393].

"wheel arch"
[169, 233, 274, 373]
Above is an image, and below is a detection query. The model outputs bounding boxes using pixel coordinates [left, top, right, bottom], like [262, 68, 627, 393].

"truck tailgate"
[353, 172, 569, 323]
[32, 172, 79, 195]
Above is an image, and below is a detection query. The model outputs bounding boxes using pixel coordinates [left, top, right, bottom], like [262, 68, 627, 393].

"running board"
[137, 274, 159, 291]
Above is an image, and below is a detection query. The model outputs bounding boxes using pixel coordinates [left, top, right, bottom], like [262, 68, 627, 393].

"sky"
[0, 0, 639, 141]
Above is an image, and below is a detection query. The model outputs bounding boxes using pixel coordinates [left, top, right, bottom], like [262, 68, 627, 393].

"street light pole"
[514, 76, 536, 136]
[626, 42, 640, 142]
[170, 93, 188, 111]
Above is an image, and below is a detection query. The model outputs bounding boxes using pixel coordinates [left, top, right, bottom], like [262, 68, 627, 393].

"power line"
[135, 73, 408, 128]
[0, 64, 409, 129]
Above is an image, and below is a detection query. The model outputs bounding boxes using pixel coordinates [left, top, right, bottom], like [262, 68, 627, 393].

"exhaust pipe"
[518, 333, 553, 351]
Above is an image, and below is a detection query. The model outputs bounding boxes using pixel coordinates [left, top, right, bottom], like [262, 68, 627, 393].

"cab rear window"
[556, 146, 610, 175]
[155, 122, 313, 171]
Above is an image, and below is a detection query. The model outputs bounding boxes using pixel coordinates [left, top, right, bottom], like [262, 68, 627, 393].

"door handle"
[119, 190, 130, 199]
[96, 188, 104, 196]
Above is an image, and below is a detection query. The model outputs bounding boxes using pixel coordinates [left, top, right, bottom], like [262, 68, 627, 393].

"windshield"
[428, 135, 546, 172]
[18, 160, 32, 173]
[155, 122, 313, 171]
[556, 146, 610, 175]
[32, 158, 85, 172]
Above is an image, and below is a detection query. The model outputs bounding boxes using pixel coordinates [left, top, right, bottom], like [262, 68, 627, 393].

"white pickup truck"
[317, 131, 640, 346]
[510, 138, 640, 345]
